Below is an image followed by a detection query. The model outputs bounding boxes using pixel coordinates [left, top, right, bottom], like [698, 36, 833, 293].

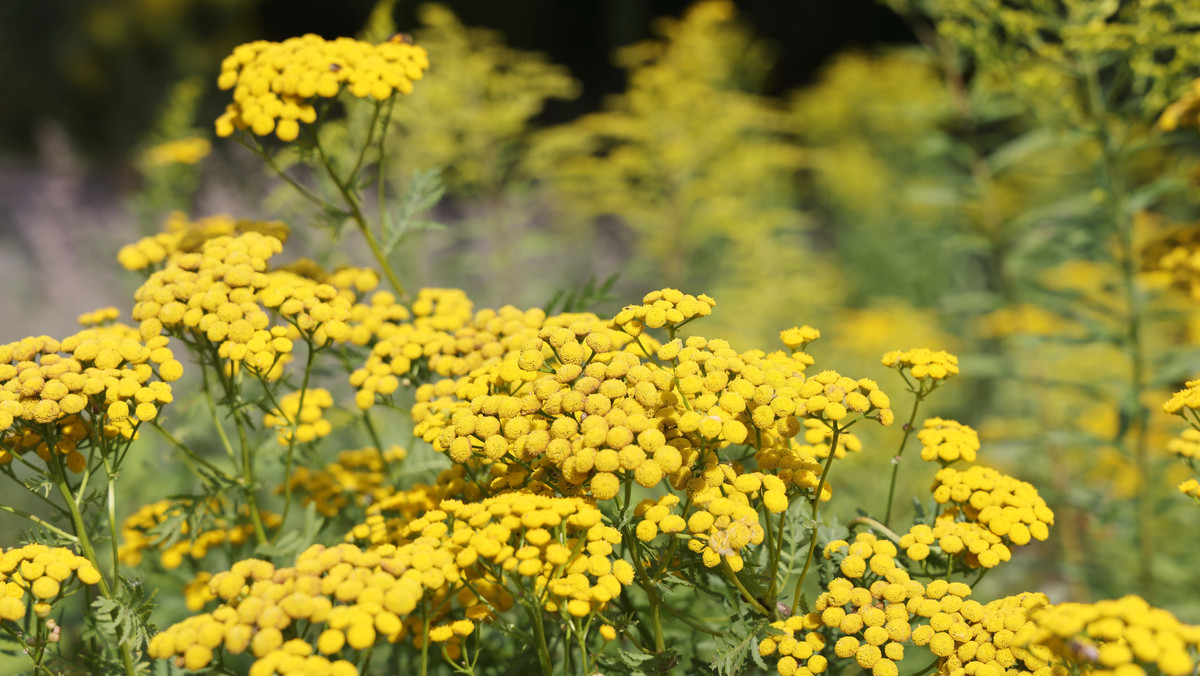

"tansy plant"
[5, 2, 1200, 676]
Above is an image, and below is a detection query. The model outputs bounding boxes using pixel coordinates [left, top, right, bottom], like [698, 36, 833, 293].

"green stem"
[350, 102, 382, 180]
[882, 393, 924, 528]
[847, 516, 903, 545]
[0, 504, 77, 542]
[768, 509, 787, 601]
[237, 414, 268, 546]
[239, 135, 329, 210]
[102, 454, 121, 589]
[362, 409, 385, 452]
[312, 132, 408, 299]
[721, 559, 771, 616]
[1084, 55, 1153, 602]
[150, 421, 235, 484]
[525, 601, 554, 676]
[626, 533, 666, 652]
[656, 599, 724, 637]
[50, 458, 136, 676]
[277, 343, 317, 535]
[201, 370, 238, 464]
[421, 606, 431, 676]
[791, 422, 841, 613]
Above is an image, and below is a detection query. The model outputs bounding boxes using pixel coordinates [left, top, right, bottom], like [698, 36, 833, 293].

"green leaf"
[382, 168, 447, 254]
[544, 273, 620, 315]
[597, 647, 679, 675]
[710, 614, 775, 676]
[986, 127, 1062, 174]
[1126, 173, 1187, 213]
[254, 502, 325, 561]
[89, 575, 158, 652]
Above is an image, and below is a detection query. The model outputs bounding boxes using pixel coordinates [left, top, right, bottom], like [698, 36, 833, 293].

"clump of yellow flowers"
[215, 34, 429, 141]
[9, 5, 1200, 675]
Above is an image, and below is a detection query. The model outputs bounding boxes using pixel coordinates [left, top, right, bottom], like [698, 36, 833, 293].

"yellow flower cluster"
[78, 306, 121, 327]
[346, 475, 460, 547]
[131, 232, 294, 378]
[1160, 78, 1200, 132]
[683, 485, 769, 572]
[351, 288, 516, 408]
[0, 322, 180, 462]
[1015, 595, 1200, 676]
[119, 499, 280, 569]
[881, 348, 959, 382]
[757, 613, 828, 676]
[1140, 225, 1200, 300]
[1165, 379, 1200, 430]
[918, 418, 980, 465]
[633, 469, 785, 572]
[0, 544, 102, 621]
[264, 388, 336, 445]
[798, 419, 862, 460]
[754, 438, 834, 501]
[118, 212, 290, 272]
[284, 446, 408, 517]
[215, 34, 430, 141]
[1166, 428, 1200, 462]
[152, 491, 634, 671]
[405, 292, 891, 520]
[931, 466, 1054, 549]
[342, 289, 410, 347]
[141, 137, 213, 168]
[184, 571, 217, 611]
[611, 288, 716, 336]
[257, 271, 353, 345]
[1179, 477, 1200, 501]
[149, 545, 402, 671]
[898, 516, 1012, 569]
[936, 592, 1061, 676]
[408, 492, 635, 619]
[779, 326, 820, 351]
[764, 533, 1026, 676]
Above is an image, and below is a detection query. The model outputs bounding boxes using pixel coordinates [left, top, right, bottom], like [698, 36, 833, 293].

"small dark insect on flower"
[389, 32, 414, 44]
[329, 63, 342, 72]
[1067, 639, 1100, 663]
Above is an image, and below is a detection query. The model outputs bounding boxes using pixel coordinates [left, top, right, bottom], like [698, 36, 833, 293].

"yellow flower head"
[917, 418, 980, 465]
[611, 288, 716, 336]
[929, 465, 1053, 559]
[881, 348, 959, 383]
[779, 325, 820, 350]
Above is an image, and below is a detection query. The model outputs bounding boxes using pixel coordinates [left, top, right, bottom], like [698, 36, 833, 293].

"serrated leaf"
[710, 616, 771, 676]
[382, 168, 446, 254]
[90, 575, 158, 652]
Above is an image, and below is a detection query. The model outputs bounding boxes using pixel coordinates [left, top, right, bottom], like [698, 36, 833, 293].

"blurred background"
[4, 0, 1200, 625]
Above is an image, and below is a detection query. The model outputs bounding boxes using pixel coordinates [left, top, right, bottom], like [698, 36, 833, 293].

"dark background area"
[0, 0, 913, 160]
